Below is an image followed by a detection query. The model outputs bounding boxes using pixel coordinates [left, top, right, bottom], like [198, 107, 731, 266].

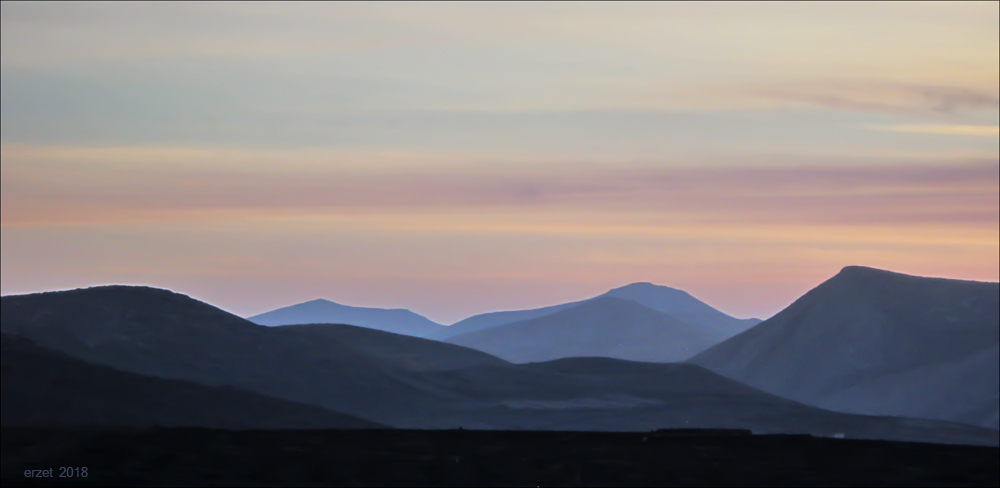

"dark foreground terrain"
[2, 428, 997, 487]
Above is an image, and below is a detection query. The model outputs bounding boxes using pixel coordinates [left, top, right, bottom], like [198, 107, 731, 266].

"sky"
[1, 2, 998, 324]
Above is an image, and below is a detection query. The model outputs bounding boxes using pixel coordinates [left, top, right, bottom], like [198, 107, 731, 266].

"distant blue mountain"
[602, 283, 762, 337]
[248, 299, 444, 338]
[429, 282, 760, 341]
[427, 301, 586, 341]
[445, 296, 725, 364]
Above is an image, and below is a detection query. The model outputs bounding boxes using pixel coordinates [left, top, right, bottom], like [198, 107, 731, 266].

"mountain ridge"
[431, 282, 760, 341]
[4, 280, 997, 446]
[445, 296, 726, 364]
[1, 333, 384, 429]
[690, 266, 1000, 429]
[248, 298, 445, 338]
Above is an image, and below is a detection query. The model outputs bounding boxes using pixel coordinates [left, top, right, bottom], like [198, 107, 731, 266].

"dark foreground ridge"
[1, 334, 384, 430]
[3, 428, 997, 487]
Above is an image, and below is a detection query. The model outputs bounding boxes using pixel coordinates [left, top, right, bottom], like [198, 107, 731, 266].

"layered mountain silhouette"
[2, 285, 997, 446]
[430, 282, 760, 341]
[691, 266, 1000, 430]
[248, 299, 445, 337]
[603, 283, 762, 336]
[1, 333, 382, 429]
[445, 297, 726, 363]
[428, 301, 584, 341]
[0, 286, 504, 425]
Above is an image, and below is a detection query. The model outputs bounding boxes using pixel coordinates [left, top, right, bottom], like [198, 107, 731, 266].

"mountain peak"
[574, 295, 656, 311]
[5, 284, 182, 298]
[838, 266, 897, 277]
[690, 266, 999, 430]
[295, 299, 416, 314]
[833, 266, 981, 285]
[248, 298, 444, 337]
[602, 282, 708, 313]
[2, 285, 213, 311]
[610, 282, 681, 292]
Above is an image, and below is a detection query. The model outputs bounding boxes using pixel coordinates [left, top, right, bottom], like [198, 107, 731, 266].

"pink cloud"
[3, 157, 996, 229]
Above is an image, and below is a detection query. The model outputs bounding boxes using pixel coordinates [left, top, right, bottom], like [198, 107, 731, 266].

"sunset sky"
[2, 2, 998, 323]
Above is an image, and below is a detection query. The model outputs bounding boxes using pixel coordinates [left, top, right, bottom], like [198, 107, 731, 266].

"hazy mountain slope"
[602, 283, 761, 336]
[813, 344, 1000, 429]
[248, 299, 444, 338]
[1, 334, 383, 429]
[690, 266, 999, 429]
[431, 283, 759, 341]
[429, 301, 584, 341]
[445, 297, 725, 363]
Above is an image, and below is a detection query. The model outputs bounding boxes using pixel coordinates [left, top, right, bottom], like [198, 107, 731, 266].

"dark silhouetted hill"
[690, 266, 1000, 430]
[445, 297, 724, 363]
[0, 286, 507, 426]
[248, 299, 445, 338]
[1, 334, 383, 429]
[416, 356, 997, 446]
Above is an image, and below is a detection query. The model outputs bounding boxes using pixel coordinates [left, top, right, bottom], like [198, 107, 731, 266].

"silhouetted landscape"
[5, 3, 997, 485]
[1, 266, 998, 485]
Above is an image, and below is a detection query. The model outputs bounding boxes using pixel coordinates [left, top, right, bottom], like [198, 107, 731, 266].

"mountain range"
[249, 299, 445, 337]
[1, 281, 997, 446]
[248, 282, 762, 362]
[445, 296, 726, 363]
[433, 282, 761, 341]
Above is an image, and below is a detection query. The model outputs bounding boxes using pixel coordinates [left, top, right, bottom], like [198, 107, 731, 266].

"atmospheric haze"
[1, 2, 997, 324]
[1, 4, 998, 473]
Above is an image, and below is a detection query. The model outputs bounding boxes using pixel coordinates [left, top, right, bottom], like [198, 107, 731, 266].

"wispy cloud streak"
[3, 147, 996, 229]
[867, 124, 1000, 136]
[751, 82, 1000, 114]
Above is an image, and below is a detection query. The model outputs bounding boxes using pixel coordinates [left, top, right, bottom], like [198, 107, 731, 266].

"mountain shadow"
[1, 333, 383, 429]
[690, 266, 1000, 430]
